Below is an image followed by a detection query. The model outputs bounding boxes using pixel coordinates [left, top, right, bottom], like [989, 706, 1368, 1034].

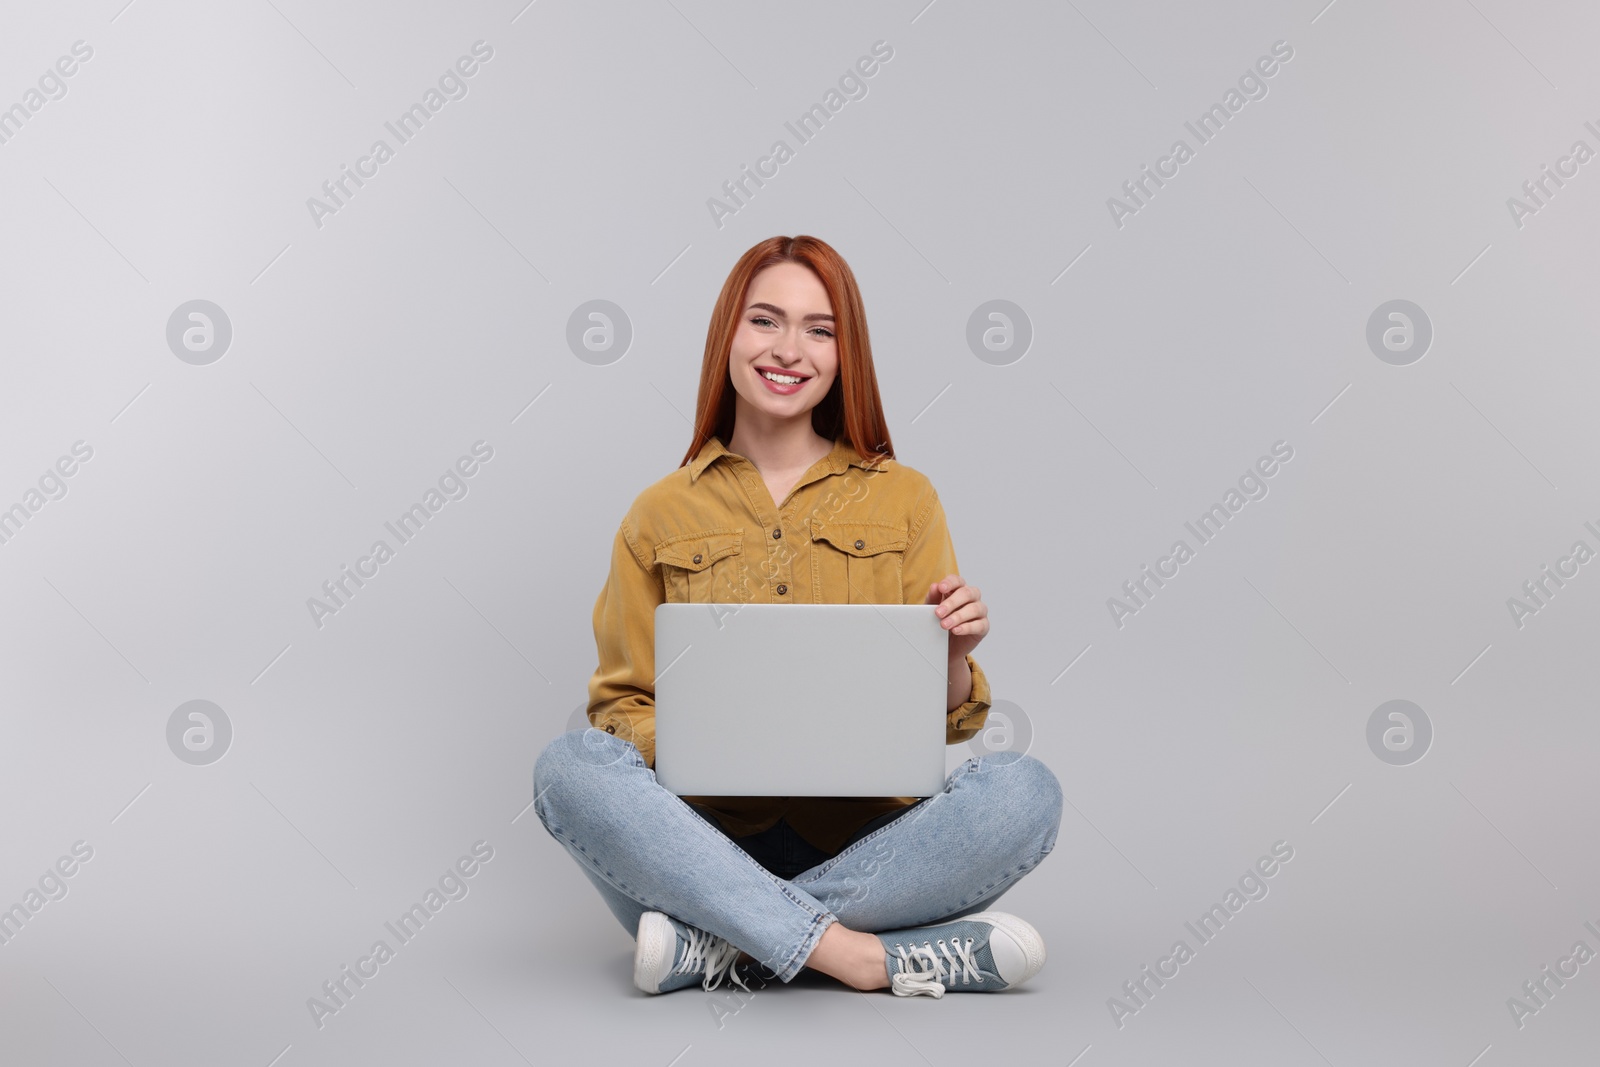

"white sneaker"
[634, 911, 754, 995]
[875, 912, 1045, 997]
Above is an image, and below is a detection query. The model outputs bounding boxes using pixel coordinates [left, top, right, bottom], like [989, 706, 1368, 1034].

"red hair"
[680, 235, 894, 469]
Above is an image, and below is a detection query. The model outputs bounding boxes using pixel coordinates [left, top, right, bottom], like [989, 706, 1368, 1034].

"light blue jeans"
[532, 727, 1064, 983]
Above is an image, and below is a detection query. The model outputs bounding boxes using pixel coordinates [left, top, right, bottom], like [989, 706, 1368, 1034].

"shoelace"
[888, 935, 983, 998]
[675, 925, 754, 993]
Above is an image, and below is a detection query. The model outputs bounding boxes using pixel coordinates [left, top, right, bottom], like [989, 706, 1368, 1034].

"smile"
[756, 366, 810, 394]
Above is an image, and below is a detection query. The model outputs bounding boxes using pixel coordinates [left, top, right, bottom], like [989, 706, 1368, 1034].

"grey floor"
[7, 716, 1598, 1067]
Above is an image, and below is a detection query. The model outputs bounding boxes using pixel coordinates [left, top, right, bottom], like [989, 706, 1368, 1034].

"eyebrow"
[746, 301, 835, 323]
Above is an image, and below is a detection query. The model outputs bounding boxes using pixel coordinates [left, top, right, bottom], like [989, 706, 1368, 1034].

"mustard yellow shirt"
[586, 432, 992, 854]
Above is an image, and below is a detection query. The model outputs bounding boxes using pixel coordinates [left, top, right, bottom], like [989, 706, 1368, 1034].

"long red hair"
[680, 235, 894, 469]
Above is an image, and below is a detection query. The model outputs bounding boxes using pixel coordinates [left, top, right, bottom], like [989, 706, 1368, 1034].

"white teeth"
[762, 370, 804, 384]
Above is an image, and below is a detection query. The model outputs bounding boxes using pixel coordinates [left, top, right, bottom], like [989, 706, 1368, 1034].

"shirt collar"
[688, 434, 880, 483]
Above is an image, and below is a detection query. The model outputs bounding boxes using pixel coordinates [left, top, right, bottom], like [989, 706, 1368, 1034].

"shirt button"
[776, 584, 788, 595]
[772, 528, 782, 539]
[854, 539, 865, 550]
[693, 553, 703, 564]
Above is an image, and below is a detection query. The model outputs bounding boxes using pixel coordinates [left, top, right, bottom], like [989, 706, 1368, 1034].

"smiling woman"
[533, 235, 1064, 1003]
[719, 260, 846, 506]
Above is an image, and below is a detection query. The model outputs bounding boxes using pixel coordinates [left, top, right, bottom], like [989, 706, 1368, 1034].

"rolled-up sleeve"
[901, 483, 992, 742]
[587, 513, 661, 767]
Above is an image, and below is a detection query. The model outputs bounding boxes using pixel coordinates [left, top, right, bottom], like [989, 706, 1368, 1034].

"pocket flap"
[810, 519, 908, 557]
[653, 530, 743, 572]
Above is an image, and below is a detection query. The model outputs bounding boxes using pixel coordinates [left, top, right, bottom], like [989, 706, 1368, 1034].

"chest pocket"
[653, 529, 749, 604]
[810, 518, 908, 604]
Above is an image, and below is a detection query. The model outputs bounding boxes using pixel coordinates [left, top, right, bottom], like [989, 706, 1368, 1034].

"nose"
[768, 328, 804, 363]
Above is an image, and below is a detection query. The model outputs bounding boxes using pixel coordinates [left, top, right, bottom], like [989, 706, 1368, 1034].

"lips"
[757, 365, 809, 381]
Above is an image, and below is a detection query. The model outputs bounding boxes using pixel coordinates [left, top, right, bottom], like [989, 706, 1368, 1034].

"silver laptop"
[653, 603, 949, 797]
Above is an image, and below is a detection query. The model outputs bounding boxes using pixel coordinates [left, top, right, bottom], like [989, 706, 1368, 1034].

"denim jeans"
[532, 727, 1064, 983]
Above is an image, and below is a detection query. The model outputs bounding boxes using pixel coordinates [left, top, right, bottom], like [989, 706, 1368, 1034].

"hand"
[926, 574, 988, 662]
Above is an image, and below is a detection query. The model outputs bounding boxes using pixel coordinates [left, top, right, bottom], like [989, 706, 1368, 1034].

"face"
[727, 261, 839, 431]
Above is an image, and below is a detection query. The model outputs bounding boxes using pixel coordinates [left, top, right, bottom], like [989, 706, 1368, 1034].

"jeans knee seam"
[550, 828, 676, 918]
[915, 847, 1051, 927]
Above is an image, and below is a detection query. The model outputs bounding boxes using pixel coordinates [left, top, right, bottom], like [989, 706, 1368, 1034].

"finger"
[936, 588, 975, 617]
[940, 603, 976, 627]
[950, 616, 990, 637]
[948, 604, 991, 633]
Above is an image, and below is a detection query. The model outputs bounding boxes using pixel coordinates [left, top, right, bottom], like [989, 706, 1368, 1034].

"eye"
[750, 315, 776, 328]
[810, 327, 835, 339]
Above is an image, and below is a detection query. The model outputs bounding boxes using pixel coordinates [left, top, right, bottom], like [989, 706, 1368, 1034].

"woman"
[533, 235, 1063, 998]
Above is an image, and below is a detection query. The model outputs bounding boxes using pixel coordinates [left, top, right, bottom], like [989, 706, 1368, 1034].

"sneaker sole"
[635, 911, 675, 994]
[958, 911, 1046, 986]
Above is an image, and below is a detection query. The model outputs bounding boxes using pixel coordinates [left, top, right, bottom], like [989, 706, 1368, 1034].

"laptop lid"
[653, 602, 949, 797]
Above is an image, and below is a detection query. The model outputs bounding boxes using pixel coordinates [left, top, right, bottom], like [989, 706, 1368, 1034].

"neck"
[726, 411, 833, 475]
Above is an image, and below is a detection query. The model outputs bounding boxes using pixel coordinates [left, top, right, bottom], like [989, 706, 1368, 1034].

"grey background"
[1, 0, 1597, 1064]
